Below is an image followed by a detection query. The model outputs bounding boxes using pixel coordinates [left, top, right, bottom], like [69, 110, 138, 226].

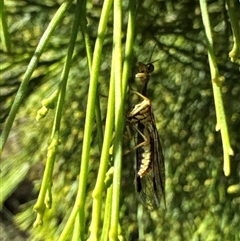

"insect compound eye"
[146, 63, 154, 73]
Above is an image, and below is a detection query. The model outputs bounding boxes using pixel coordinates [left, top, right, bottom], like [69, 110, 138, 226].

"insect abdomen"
[137, 128, 152, 178]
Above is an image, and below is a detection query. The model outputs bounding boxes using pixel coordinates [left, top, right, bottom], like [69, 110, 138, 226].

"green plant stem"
[77, 0, 105, 236]
[76, 0, 102, 237]
[226, 0, 240, 63]
[88, 0, 136, 238]
[79, 0, 103, 151]
[101, 184, 113, 241]
[72, 212, 81, 241]
[87, 54, 115, 241]
[109, 0, 136, 237]
[109, 0, 123, 240]
[33, 135, 58, 227]
[33, 0, 81, 226]
[199, 0, 233, 176]
[58, 0, 113, 239]
[0, 0, 11, 52]
[0, 0, 73, 156]
[122, 0, 136, 98]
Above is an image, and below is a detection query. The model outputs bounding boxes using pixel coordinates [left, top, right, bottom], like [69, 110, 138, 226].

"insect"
[127, 62, 165, 210]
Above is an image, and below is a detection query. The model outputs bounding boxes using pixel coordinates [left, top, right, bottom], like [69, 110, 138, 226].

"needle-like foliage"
[1, 0, 239, 240]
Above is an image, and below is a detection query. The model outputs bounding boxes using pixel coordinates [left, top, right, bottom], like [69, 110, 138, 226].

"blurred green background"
[1, 0, 240, 240]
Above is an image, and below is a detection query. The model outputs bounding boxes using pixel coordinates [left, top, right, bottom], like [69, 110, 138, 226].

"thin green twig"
[122, 0, 136, 100]
[88, 0, 136, 237]
[79, 0, 104, 151]
[199, 0, 234, 176]
[87, 51, 115, 240]
[100, 167, 114, 241]
[101, 184, 113, 241]
[0, 0, 11, 52]
[58, 0, 113, 239]
[33, 0, 81, 226]
[109, 0, 123, 239]
[0, 0, 73, 156]
[226, 0, 240, 63]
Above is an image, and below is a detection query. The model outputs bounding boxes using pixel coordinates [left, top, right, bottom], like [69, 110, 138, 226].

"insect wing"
[136, 157, 160, 209]
[151, 116, 166, 207]
[136, 115, 165, 210]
